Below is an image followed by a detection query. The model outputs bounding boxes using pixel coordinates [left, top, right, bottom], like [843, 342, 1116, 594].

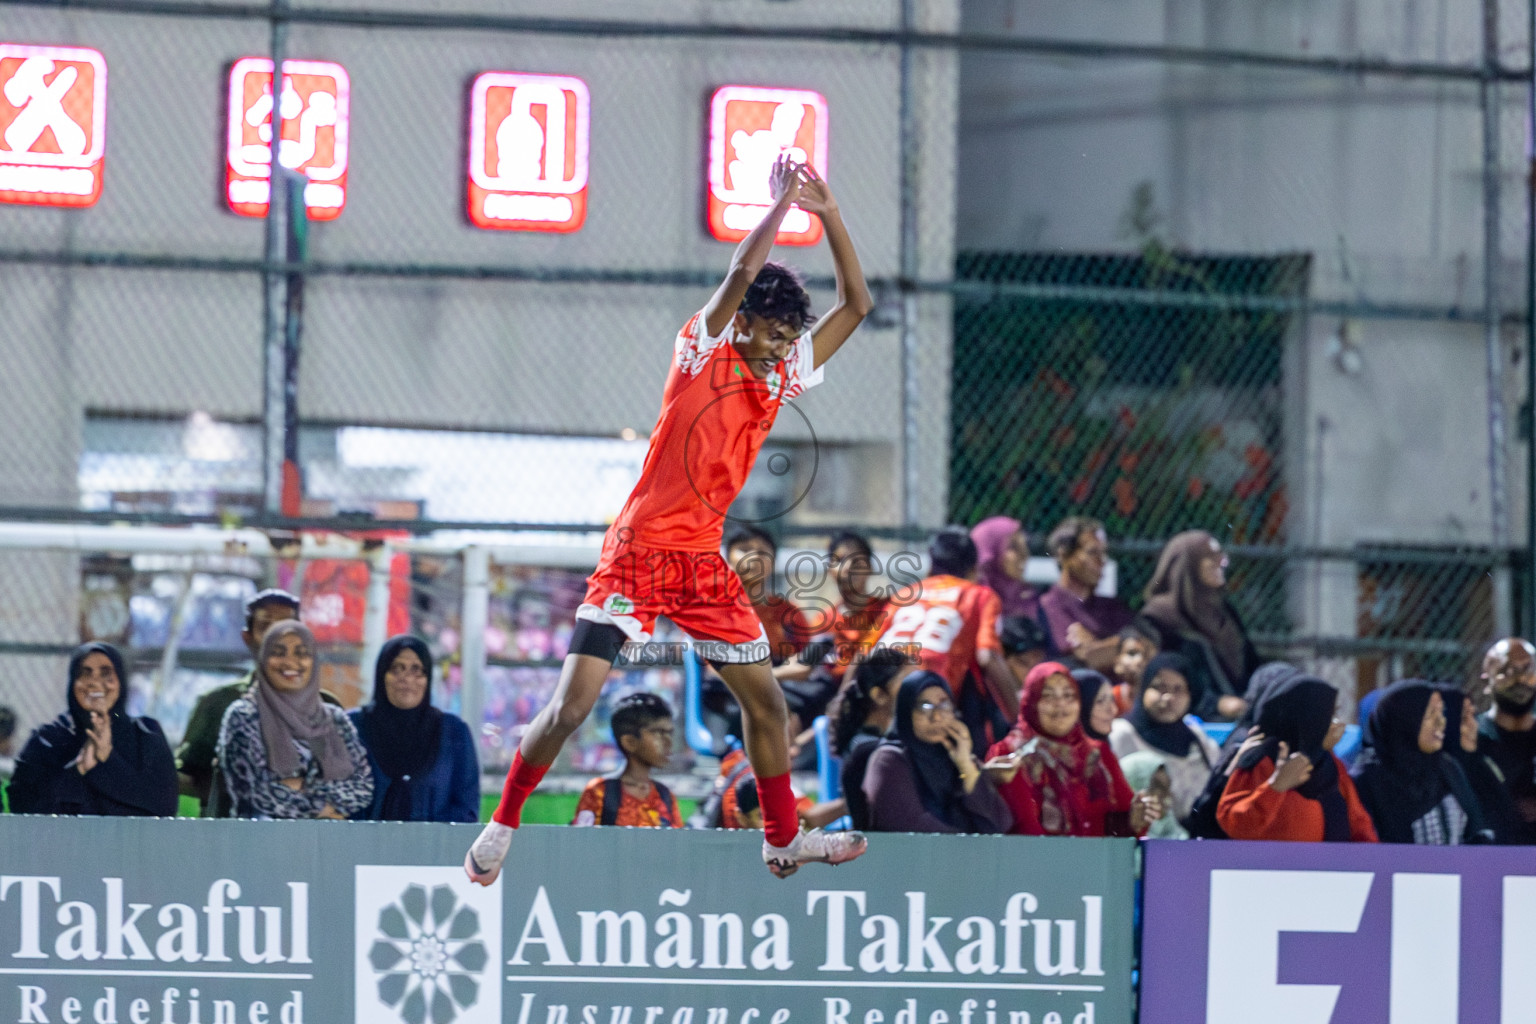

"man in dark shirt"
[174, 588, 300, 815]
[1476, 636, 1536, 841]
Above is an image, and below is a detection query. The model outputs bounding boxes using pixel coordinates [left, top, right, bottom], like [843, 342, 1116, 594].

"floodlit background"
[2, 0, 1532, 772]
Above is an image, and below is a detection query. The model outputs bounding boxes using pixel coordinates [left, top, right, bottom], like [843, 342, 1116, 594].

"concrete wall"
[958, 0, 1528, 553]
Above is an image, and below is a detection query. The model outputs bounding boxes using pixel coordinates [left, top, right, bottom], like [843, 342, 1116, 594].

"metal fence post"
[261, 0, 290, 515]
[459, 546, 491, 751]
[1484, 0, 1513, 636]
[899, 0, 921, 530]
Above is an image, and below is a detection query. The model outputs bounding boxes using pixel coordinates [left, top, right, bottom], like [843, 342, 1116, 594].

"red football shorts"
[577, 530, 770, 663]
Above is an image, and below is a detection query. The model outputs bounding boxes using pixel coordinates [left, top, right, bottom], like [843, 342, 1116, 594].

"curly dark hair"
[739, 262, 816, 332]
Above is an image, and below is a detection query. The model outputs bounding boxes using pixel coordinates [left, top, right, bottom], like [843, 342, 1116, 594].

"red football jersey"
[876, 574, 1002, 690]
[611, 312, 822, 552]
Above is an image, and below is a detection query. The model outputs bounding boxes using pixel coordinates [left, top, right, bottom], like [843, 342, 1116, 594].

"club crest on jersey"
[603, 594, 634, 615]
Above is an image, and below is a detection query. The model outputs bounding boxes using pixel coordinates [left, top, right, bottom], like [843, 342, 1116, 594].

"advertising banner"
[1140, 838, 1536, 1024]
[0, 819, 1133, 1024]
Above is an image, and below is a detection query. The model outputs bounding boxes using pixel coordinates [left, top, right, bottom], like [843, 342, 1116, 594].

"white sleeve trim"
[675, 310, 731, 377]
[781, 329, 824, 399]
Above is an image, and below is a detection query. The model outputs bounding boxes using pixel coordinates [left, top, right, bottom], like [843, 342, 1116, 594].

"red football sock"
[756, 772, 799, 848]
[492, 752, 551, 828]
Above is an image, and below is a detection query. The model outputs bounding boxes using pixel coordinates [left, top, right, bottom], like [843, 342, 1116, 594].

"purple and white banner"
[1140, 839, 1536, 1024]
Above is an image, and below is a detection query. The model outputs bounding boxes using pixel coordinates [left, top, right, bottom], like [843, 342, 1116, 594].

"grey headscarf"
[252, 621, 354, 780]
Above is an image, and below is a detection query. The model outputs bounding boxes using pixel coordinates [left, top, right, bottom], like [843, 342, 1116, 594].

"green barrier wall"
[0, 818, 1133, 1024]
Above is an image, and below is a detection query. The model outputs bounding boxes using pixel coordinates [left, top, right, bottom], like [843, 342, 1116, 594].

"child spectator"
[573, 692, 682, 828]
[1109, 623, 1159, 714]
[1118, 751, 1189, 839]
[1185, 661, 1303, 839]
[1351, 679, 1491, 845]
[733, 774, 763, 830]
[1219, 674, 1376, 842]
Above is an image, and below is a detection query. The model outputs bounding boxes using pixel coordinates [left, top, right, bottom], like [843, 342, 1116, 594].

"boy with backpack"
[572, 693, 682, 828]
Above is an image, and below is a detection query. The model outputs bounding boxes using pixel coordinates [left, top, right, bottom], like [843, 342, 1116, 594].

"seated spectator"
[1352, 679, 1491, 845]
[776, 531, 889, 745]
[830, 648, 915, 830]
[217, 622, 373, 820]
[733, 773, 763, 829]
[1073, 669, 1120, 742]
[877, 526, 1020, 753]
[1218, 673, 1375, 842]
[703, 527, 816, 748]
[572, 692, 681, 828]
[724, 526, 815, 665]
[1140, 531, 1260, 721]
[1109, 622, 1160, 714]
[1108, 653, 1220, 825]
[1437, 684, 1524, 844]
[1476, 638, 1536, 838]
[987, 662, 1160, 837]
[970, 516, 1043, 625]
[1118, 751, 1189, 839]
[7, 643, 177, 817]
[351, 635, 479, 823]
[1040, 518, 1134, 671]
[177, 588, 322, 816]
[1185, 660, 1303, 838]
[862, 671, 1013, 834]
[1000, 615, 1051, 683]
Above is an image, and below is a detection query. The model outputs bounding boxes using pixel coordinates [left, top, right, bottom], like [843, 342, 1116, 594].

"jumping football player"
[466, 156, 873, 882]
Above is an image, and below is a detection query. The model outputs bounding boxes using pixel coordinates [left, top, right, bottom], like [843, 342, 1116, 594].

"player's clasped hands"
[768, 155, 837, 216]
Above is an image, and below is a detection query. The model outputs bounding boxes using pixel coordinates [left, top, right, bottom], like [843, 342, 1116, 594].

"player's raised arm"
[703, 155, 805, 338]
[796, 164, 874, 368]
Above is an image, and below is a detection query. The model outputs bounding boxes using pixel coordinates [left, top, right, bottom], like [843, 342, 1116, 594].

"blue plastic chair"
[1199, 720, 1235, 746]
[682, 645, 740, 758]
[813, 715, 853, 832]
[1334, 724, 1363, 766]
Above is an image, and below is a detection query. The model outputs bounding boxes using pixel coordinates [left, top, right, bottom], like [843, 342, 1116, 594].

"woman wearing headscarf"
[1218, 674, 1376, 842]
[7, 643, 177, 817]
[1351, 680, 1490, 845]
[1118, 751, 1189, 839]
[1435, 684, 1522, 844]
[1184, 660, 1303, 838]
[1073, 669, 1120, 742]
[1107, 652, 1220, 825]
[987, 662, 1160, 837]
[1140, 531, 1260, 721]
[217, 621, 373, 819]
[970, 516, 1043, 626]
[861, 671, 1013, 834]
[351, 635, 479, 822]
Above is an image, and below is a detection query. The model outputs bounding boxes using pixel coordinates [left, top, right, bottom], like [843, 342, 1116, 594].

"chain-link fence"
[1, 0, 1533, 757]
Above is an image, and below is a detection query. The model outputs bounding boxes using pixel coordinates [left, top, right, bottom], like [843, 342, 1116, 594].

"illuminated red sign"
[0, 44, 107, 208]
[226, 57, 349, 220]
[468, 71, 589, 232]
[707, 85, 828, 246]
